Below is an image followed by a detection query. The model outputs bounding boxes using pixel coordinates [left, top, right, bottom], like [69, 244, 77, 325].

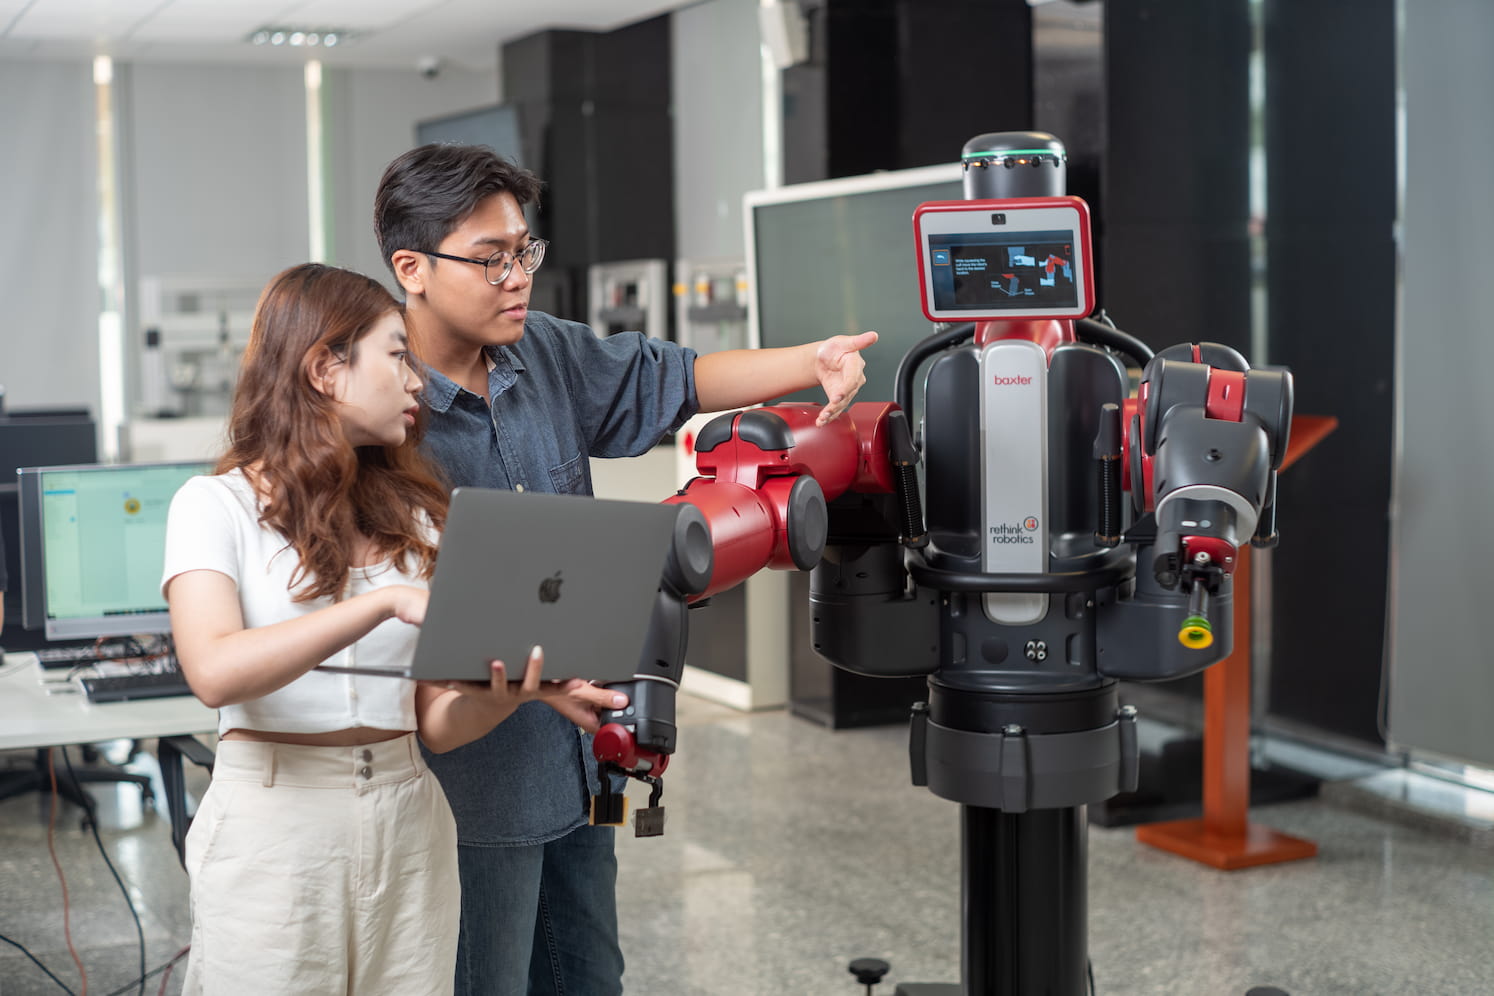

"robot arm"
[1119, 342, 1294, 650]
[589, 402, 914, 830]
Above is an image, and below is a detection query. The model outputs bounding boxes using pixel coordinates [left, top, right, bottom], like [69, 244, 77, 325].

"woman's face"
[325, 311, 423, 448]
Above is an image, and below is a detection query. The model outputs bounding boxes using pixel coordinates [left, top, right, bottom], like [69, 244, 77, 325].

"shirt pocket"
[547, 452, 587, 495]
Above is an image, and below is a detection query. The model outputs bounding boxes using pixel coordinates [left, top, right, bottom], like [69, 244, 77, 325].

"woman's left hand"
[428, 646, 628, 733]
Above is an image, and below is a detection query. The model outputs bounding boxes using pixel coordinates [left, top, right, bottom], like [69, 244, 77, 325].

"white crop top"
[161, 470, 427, 737]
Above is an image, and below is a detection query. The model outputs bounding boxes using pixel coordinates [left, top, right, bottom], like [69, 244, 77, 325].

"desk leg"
[159, 735, 215, 867]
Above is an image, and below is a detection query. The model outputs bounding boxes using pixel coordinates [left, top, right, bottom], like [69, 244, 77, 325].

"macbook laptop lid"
[322, 487, 684, 683]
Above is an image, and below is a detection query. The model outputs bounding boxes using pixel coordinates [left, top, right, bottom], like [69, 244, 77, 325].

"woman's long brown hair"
[217, 263, 448, 602]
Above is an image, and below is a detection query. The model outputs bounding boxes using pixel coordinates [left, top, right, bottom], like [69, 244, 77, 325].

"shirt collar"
[418, 344, 525, 413]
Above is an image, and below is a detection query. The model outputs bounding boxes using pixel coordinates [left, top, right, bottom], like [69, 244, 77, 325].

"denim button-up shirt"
[418, 310, 698, 845]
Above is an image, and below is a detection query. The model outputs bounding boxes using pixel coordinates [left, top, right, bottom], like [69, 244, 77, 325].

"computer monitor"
[17, 461, 211, 641]
[744, 162, 964, 404]
[0, 413, 98, 645]
[0, 412, 98, 477]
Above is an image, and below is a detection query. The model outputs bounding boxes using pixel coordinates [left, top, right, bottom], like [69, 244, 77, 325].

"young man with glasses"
[374, 143, 876, 996]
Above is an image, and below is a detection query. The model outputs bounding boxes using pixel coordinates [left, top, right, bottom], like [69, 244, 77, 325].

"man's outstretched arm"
[693, 331, 879, 426]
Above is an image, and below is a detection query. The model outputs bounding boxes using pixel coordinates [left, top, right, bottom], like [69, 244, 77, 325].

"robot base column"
[895, 686, 1134, 995]
[893, 806, 1088, 996]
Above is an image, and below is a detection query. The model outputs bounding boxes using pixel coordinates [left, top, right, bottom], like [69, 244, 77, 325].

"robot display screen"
[914, 197, 1094, 322]
[18, 460, 210, 640]
[927, 231, 1079, 312]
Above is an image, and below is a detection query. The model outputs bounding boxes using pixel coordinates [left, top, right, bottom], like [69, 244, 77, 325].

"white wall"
[1386, 0, 1494, 766]
[672, 0, 766, 262]
[0, 57, 499, 433]
[0, 60, 98, 413]
[322, 64, 500, 286]
[125, 63, 309, 281]
[4, 11, 755, 423]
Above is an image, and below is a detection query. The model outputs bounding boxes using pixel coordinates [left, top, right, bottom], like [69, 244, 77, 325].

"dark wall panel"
[1032, 2, 1105, 218]
[1263, 0, 1396, 747]
[783, 0, 1033, 184]
[893, 0, 1033, 170]
[502, 19, 674, 319]
[1102, 0, 1253, 356]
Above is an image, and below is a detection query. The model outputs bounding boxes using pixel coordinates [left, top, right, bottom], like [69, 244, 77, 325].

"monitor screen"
[0, 414, 97, 480]
[18, 461, 211, 641]
[928, 231, 1078, 311]
[746, 163, 963, 404]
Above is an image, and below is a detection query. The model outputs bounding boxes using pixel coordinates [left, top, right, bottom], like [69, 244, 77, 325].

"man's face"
[409, 191, 534, 351]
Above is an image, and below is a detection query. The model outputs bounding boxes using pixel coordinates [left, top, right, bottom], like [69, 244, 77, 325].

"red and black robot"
[593, 131, 1293, 996]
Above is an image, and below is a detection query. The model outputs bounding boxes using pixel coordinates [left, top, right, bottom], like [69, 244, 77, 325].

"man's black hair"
[374, 144, 543, 276]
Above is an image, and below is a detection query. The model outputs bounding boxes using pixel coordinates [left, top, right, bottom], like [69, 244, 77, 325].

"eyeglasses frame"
[415, 238, 549, 285]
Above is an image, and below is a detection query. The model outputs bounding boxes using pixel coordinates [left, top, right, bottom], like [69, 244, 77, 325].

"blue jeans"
[454, 823, 624, 996]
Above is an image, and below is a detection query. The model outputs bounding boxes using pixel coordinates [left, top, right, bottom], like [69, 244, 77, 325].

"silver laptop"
[320, 487, 683, 683]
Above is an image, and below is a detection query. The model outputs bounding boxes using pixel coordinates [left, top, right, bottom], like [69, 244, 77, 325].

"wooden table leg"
[1133, 549, 1318, 869]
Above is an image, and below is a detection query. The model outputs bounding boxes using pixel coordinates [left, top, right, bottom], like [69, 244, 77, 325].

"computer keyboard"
[35, 641, 140, 669]
[80, 665, 195, 704]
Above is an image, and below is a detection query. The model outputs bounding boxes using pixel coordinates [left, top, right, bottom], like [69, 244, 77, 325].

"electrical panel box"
[588, 259, 671, 340]
[674, 258, 749, 355]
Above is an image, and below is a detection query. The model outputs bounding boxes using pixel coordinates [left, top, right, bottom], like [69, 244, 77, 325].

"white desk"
[0, 652, 217, 751]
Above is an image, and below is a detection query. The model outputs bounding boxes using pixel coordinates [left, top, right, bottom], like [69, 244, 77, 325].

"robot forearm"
[1126, 344, 1294, 650]
[591, 401, 909, 824]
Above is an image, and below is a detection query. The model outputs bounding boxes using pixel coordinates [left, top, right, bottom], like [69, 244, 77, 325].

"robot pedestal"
[890, 672, 1133, 996]
[893, 808, 1089, 996]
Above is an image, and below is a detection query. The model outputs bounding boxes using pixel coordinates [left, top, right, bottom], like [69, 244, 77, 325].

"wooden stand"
[1135, 415, 1337, 870]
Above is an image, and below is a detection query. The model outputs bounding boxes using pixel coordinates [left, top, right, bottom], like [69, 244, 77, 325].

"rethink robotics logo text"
[989, 517, 1040, 544]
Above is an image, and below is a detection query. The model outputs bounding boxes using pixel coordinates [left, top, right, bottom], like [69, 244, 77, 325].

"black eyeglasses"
[417, 239, 548, 285]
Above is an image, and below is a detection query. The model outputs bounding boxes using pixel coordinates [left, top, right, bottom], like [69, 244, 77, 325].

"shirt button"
[515, 484, 525, 493]
[359, 766, 373, 780]
[361, 749, 373, 762]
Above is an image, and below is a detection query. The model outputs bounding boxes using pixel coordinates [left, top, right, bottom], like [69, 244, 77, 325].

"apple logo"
[538, 571, 563, 604]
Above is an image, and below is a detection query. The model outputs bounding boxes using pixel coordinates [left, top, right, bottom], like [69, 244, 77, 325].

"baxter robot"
[590, 132, 1293, 996]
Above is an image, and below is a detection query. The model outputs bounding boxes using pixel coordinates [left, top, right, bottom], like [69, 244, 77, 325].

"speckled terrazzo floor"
[3, 691, 1490, 995]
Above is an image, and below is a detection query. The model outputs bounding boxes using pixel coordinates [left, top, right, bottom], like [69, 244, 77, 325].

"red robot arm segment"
[665, 403, 899, 600]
